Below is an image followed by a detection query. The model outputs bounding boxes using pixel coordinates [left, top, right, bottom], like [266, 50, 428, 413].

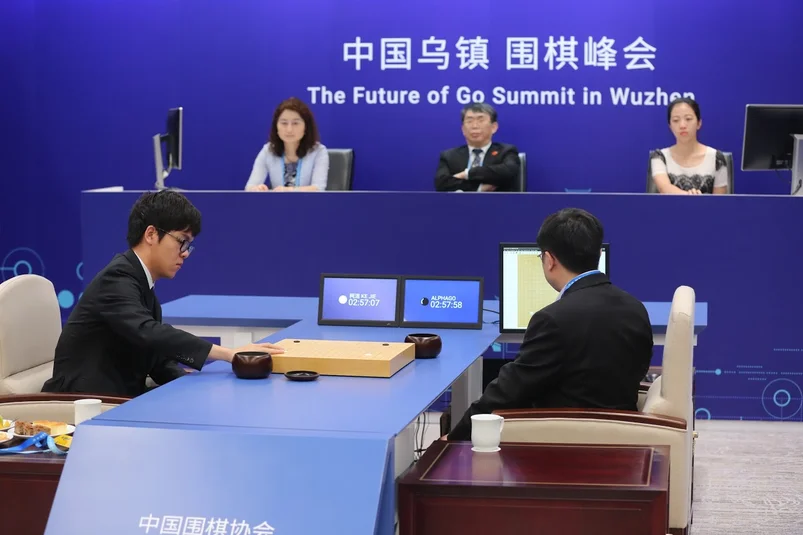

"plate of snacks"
[0, 417, 13, 431]
[10, 420, 75, 438]
[0, 431, 13, 445]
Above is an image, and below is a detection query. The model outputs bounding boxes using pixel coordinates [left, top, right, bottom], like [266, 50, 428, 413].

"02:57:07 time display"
[431, 300, 463, 309]
[348, 298, 381, 307]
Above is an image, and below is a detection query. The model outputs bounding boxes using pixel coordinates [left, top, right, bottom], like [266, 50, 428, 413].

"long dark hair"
[268, 97, 320, 158]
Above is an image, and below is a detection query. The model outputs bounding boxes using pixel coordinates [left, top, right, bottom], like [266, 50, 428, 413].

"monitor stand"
[792, 134, 803, 196]
[153, 133, 168, 191]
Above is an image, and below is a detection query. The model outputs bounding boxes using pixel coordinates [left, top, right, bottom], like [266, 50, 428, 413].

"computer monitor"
[742, 104, 803, 194]
[317, 274, 401, 327]
[152, 107, 184, 190]
[400, 276, 483, 330]
[499, 243, 610, 333]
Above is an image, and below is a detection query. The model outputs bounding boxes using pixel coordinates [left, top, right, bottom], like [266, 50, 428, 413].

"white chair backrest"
[0, 275, 62, 379]
[643, 285, 695, 422]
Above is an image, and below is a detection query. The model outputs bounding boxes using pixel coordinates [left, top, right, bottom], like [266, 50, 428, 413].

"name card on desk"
[45, 423, 390, 535]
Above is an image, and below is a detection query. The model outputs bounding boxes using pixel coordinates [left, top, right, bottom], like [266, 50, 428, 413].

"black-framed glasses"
[157, 228, 194, 254]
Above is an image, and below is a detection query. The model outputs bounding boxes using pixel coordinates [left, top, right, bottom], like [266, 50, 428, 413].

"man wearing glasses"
[434, 102, 521, 192]
[447, 208, 653, 441]
[42, 190, 283, 397]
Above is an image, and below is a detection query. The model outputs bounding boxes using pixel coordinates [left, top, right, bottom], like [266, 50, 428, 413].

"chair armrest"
[493, 407, 687, 430]
[0, 393, 132, 405]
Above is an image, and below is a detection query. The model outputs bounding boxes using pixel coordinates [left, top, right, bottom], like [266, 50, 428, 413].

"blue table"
[51, 294, 707, 535]
[46, 421, 395, 535]
[101, 314, 502, 477]
[159, 295, 707, 442]
[79, 310, 501, 535]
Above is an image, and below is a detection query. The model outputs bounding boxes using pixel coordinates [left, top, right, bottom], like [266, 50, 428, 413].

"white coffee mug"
[470, 414, 504, 452]
[74, 398, 102, 425]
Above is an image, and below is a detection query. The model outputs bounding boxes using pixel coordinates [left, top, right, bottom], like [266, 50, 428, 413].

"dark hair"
[126, 190, 202, 248]
[667, 97, 700, 123]
[268, 97, 320, 158]
[461, 102, 497, 123]
[535, 208, 603, 274]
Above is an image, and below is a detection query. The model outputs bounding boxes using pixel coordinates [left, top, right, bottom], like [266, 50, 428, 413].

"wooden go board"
[271, 339, 416, 378]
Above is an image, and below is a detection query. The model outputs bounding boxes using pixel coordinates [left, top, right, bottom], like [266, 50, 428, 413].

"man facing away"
[42, 190, 283, 397]
[448, 208, 654, 441]
[434, 102, 521, 192]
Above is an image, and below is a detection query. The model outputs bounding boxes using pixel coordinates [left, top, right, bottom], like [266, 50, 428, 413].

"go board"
[271, 339, 416, 378]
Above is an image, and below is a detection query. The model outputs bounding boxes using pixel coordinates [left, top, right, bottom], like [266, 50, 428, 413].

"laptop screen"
[500, 243, 609, 333]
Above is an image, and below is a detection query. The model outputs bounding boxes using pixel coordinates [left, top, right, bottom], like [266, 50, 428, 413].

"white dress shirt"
[133, 251, 155, 289]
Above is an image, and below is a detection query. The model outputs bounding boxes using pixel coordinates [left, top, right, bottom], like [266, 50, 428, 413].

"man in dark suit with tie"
[42, 190, 283, 397]
[447, 208, 654, 441]
[434, 103, 521, 192]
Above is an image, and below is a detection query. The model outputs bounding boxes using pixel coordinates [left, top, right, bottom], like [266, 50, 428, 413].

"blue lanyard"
[281, 156, 303, 188]
[0, 431, 67, 455]
[558, 270, 601, 299]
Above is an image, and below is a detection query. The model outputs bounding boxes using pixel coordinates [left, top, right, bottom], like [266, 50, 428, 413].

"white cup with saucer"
[471, 414, 504, 452]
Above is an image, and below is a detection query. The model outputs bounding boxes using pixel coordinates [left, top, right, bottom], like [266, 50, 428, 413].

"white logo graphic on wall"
[0, 247, 83, 309]
[1, 247, 45, 281]
[343, 35, 654, 71]
[315, 34, 679, 107]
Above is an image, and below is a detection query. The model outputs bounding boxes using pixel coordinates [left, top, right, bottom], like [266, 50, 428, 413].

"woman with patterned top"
[245, 97, 329, 192]
[650, 98, 729, 195]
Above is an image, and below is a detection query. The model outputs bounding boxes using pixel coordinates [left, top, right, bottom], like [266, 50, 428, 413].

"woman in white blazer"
[245, 97, 329, 191]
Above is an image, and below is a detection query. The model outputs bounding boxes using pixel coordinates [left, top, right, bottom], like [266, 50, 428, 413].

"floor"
[417, 416, 803, 534]
[691, 419, 803, 535]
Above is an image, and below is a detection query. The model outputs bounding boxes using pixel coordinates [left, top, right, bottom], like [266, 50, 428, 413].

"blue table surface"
[97, 321, 501, 436]
[47, 421, 390, 535]
[162, 295, 319, 327]
[101, 295, 708, 437]
[162, 295, 708, 332]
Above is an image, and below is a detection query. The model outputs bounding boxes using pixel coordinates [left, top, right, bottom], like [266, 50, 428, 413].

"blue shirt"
[245, 143, 330, 191]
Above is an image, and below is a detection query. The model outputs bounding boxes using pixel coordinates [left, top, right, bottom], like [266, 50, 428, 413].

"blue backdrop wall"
[1, 1, 802, 380]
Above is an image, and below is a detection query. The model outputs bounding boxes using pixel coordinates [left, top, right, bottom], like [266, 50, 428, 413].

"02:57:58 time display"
[431, 300, 463, 309]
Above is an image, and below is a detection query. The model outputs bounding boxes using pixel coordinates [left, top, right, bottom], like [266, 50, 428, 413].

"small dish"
[285, 370, 320, 382]
[471, 446, 501, 453]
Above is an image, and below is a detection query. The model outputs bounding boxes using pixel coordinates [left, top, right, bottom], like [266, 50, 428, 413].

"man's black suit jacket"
[42, 249, 213, 397]
[448, 273, 654, 440]
[435, 142, 521, 192]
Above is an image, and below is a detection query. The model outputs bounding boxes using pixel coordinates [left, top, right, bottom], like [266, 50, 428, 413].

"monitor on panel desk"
[499, 243, 610, 333]
[742, 104, 803, 195]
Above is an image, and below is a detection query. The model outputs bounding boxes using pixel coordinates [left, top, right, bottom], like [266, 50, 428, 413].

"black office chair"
[647, 151, 734, 193]
[326, 149, 354, 191]
[513, 152, 527, 192]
